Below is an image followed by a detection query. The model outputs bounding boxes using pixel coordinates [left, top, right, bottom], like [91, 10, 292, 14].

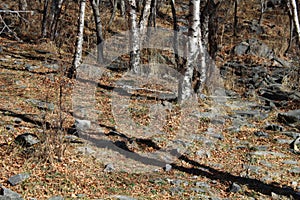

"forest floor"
[0, 0, 300, 199]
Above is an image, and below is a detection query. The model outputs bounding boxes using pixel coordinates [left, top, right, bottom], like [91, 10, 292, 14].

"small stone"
[164, 164, 172, 172]
[8, 173, 30, 186]
[15, 133, 40, 147]
[289, 167, 300, 174]
[104, 163, 115, 172]
[75, 119, 91, 131]
[254, 131, 269, 138]
[229, 182, 242, 193]
[48, 196, 64, 200]
[265, 124, 284, 131]
[14, 118, 22, 124]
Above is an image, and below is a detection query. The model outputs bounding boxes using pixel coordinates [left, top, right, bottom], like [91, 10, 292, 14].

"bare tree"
[290, 0, 300, 47]
[126, 0, 140, 74]
[68, 0, 86, 78]
[90, 0, 104, 63]
[178, 0, 201, 103]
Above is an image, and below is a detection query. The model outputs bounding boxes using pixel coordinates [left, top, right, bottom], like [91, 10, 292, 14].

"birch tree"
[290, 0, 300, 47]
[178, 0, 201, 103]
[126, 0, 140, 74]
[68, 0, 86, 78]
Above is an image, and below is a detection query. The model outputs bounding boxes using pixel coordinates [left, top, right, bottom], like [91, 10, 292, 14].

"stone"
[15, 133, 40, 147]
[14, 118, 22, 124]
[104, 163, 115, 172]
[110, 195, 136, 200]
[278, 110, 300, 125]
[234, 42, 249, 55]
[254, 131, 269, 138]
[0, 186, 23, 200]
[289, 167, 300, 174]
[265, 124, 284, 131]
[229, 182, 242, 193]
[8, 173, 30, 186]
[250, 151, 286, 157]
[25, 99, 54, 111]
[75, 119, 91, 131]
[164, 164, 172, 172]
[48, 196, 64, 200]
[25, 64, 40, 71]
[282, 160, 298, 165]
[290, 137, 300, 153]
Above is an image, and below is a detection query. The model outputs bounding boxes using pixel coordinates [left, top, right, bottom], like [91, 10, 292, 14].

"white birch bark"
[178, 0, 201, 103]
[73, 0, 86, 71]
[139, 0, 152, 36]
[290, 0, 300, 47]
[126, 0, 140, 74]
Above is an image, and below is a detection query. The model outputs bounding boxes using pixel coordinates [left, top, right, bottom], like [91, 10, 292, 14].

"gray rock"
[265, 124, 284, 131]
[282, 160, 298, 165]
[8, 173, 30, 186]
[14, 118, 22, 124]
[25, 64, 40, 71]
[25, 99, 54, 111]
[48, 196, 64, 200]
[15, 133, 40, 147]
[283, 132, 300, 139]
[44, 64, 60, 70]
[0, 186, 23, 200]
[250, 151, 286, 157]
[254, 131, 269, 138]
[234, 42, 249, 55]
[278, 110, 300, 125]
[104, 163, 115, 172]
[169, 187, 184, 196]
[75, 119, 91, 131]
[289, 167, 300, 174]
[110, 195, 136, 200]
[164, 164, 172, 172]
[5, 125, 14, 131]
[229, 182, 242, 193]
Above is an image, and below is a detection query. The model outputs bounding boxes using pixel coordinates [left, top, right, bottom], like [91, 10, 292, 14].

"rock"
[5, 125, 14, 131]
[254, 131, 269, 138]
[25, 99, 54, 111]
[25, 64, 40, 71]
[14, 118, 22, 124]
[8, 173, 30, 186]
[48, 196, 64, 200]
[283, 132, 300, 139]
[75, 119, 91, 131]
[110, 195, 136, 200]
[234, 42, 249, 55]
[290, 137, 300, 153]
[282, 160, 298, 165]
[15, 133, 40, 147]
[289, 167, 300, 174]
[104, 163, 115, 172]
[250, 151, 286, 157]
[229, 182, 242, 193]
[164, 164, 172, 172]
[233, 38, 274, 59]
[64, 135, 83, 144]
[265, 124, 284, 131]
[278, 110, 300, 125]
[44, 64, 60, 70]
[169, 187, 184, 196]
[196, 150, 211, 158]
[0, 186, 23, 200]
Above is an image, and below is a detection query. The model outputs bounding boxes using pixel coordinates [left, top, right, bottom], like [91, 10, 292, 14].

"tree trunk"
[148, 0, 157, 28]
[290, 0, 300, 47]
[90, 0, 104, 63]
[50, 0, 64, 40]
[126, 0, 140, 74]
[178, 0, 201, 103]
[41, 0, 49, 37]
[139, 0, 151, 36]
[170, 0, 180, 70]
[68, 0, 86, 78]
